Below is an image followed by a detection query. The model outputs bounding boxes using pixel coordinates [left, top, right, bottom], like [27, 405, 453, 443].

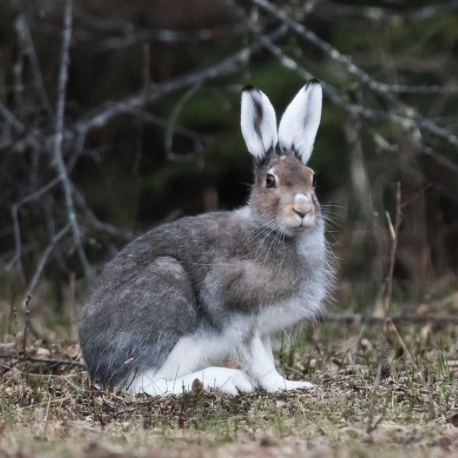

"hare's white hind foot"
[177, 367, 255, 395]
[128, 367, 254, 396]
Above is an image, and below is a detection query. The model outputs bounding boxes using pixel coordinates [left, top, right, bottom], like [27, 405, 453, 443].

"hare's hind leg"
[172, 367, 254, 395]
[129, 367, 254, 395]
[128, 335, 254, 395]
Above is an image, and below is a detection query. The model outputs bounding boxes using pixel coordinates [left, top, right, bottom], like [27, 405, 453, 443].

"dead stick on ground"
[22, 293, 31, 356]
[384, 182, 424, 381]
[0, 354, 86, 369]
[324, 313, 458, 325]
[13, 301, 18, 360]
[366, 363, 382, 434]
[22, 293, 31, 377]
[385, 181, 402, 322]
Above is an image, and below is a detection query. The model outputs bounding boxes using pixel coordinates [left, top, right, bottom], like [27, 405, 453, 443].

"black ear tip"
[242, 84, 257, 92]
[305, 79, 321, 89]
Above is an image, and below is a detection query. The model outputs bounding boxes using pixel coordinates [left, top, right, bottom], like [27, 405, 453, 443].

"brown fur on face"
[250, 154, 320, 235]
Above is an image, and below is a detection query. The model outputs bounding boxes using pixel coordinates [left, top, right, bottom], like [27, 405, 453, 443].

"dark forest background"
[1, 0, 458, 331]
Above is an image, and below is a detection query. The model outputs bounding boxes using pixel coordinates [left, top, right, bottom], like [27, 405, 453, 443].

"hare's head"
[241, 81, 323, 237]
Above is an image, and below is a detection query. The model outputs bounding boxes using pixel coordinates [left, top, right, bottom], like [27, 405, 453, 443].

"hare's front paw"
[281, 380, 314, 390]
[260, 373, 314, 392]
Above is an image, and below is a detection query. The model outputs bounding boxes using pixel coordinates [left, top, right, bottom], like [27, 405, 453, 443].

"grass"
[1, 316, 458, 457]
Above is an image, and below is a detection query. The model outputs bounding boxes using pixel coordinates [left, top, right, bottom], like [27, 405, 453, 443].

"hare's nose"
[294, 209, 308, 219]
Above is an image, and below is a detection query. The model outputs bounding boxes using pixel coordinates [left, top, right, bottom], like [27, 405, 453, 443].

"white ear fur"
[278, 80, 322, 164]
[241, 86, 278, 160]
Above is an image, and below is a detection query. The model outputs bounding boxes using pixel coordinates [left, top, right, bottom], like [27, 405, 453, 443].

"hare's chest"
[201, 255, 302, 314]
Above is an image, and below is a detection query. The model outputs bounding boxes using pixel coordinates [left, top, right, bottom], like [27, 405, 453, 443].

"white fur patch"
[278, 81, 322, 164]
[294, 193, 311, 203]
[235, 206, 251, 218]
[241, 87, 278, 159]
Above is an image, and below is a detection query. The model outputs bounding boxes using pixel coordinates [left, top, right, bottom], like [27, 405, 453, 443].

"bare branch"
[249, 0, 458, 148]
[72, 187, 134, 241]
[72, 25, 288, 135]
[385, 182, 402, 320]
[52, 0, 93, 283]
[27, 222, 71, 294]
[366, 363, 382, 434]
[119, 106, 203, 146]
[15, 15, 54, 117]
[165, 81, 203, 165]
[324, 313, 458, 325]
[95, 24, 248, 50]
[0, 353, 86, 369]
[22, 293, 31, 357]
[0, 101, 42, 151]
[312, 0, 458, 24]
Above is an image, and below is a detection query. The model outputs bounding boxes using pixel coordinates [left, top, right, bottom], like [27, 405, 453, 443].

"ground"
[1, 316, 458, 458]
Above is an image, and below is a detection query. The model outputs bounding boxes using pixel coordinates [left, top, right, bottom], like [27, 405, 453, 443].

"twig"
[96, 24, 248, 50]
[165, 81, 203, 165]
[13, 302, 18, 360]
[366, 363, 382, 434]
[72, 187, 134, 241]
[27, 222, 72, 294]
[16, 15, 54, 117]
[249, 0, 458, 148]
[0, 100, 42, 151]
[22, 293, 31, 377]
[22, 293, 31, 357]
[25, 355, 86, 369]
[385, 317, 421, 377]
[0, 100, 26, 133]
[382, 183, 424, 381]
[52, 0, 93, 282]
[30, 20, 248, 49]
[224, 0, 456, 159]
[401, 184, 432, 209]
[132, 42, 150, 178]
[9, 177, 61, 272]
[0, 353, 86, 369]
[324, 313, 458, 325]
[72, 25, 288, 134]
[312, 0, 458, 24]
[385, 182, 402, 321]
[118, 105, 203, 148]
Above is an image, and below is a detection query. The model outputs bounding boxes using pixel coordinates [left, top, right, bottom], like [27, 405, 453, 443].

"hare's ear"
[278, 80, 322, 164]
[241, 86, 278, 161]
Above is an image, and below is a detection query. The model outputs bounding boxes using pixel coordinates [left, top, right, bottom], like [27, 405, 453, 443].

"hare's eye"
[266, 174, 276, 188]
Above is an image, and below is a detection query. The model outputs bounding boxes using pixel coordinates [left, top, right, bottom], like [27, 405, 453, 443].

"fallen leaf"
[372, 300, 385, 318]
[65, 344, 80, 359]
[416, 304, 429, 315]
[421, 324, 431, 339]
[36, 347, 50, 357]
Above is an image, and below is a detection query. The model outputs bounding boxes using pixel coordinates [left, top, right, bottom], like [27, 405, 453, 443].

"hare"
[79, 80, 332, 395]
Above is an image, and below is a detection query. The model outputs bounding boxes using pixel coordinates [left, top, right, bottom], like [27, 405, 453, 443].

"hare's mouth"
[286, 213, 315, 231]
